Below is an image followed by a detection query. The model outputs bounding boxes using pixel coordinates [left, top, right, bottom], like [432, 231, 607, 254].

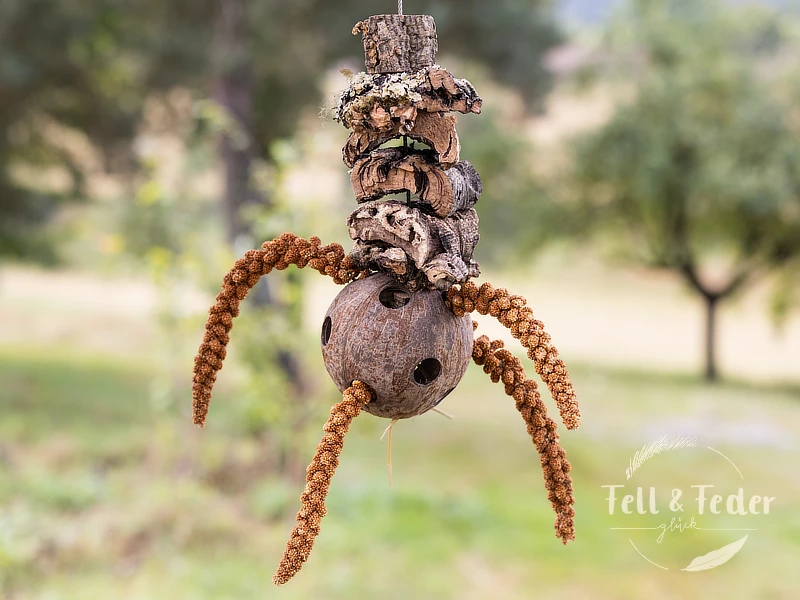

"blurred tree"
[203, 0, 562, 474]
[456, 103, 557, 265]
[2, 0, 562, 477]
[573, 0, 800, 380]
[0, 0, 560, 264]
[0, 0, 210, 262]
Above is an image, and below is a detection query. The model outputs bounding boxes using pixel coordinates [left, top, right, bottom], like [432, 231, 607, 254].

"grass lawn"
[1, 346, 798, 599]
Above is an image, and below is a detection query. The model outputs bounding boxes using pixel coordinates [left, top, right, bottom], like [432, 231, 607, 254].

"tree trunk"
[703, 295, 719, 382]
[213, 0, 308, 482]
[214, 0, 254, 247]
[354, 14, 439, 74]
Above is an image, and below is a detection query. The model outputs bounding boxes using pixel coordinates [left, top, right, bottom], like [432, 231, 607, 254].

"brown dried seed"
[469, 334, 576, 544]
[191, 234, 360, 427]
[272, 382, 372, 586]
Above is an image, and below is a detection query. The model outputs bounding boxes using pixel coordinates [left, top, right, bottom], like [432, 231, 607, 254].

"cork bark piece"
[350, 148, 482, 217]
[343, 111, 461, 169]
[347, 200, 480, 290]
[336, 68, 482, 133]
[353, 15, 438, 74]
[417, 68, 483, 114]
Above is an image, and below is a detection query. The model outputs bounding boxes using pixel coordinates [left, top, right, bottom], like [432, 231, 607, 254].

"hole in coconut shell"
[379, 286, 411, 309]
[413, 358, 442, 385]
[321, 316, 332, 346]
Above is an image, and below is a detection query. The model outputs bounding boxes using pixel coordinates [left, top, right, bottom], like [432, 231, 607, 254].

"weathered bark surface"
[337, 68, 482, 133]
[343, 111, 460, 168]
[353, 15, 438, 74]
[322, 273, 473, 419]
[417, 69, 483, 114]
[350, 148, 481, 217]
[347, 200, 480, 290]
[337, 22, 484, 293]
[444, 161, 483, 213]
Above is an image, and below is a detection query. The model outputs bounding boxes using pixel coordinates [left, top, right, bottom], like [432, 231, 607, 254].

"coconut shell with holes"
[321, 273, 472, 419]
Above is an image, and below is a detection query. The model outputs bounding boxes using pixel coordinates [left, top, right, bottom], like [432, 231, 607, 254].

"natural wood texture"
[321, 273, 472, 419]
[444, 161, 483, 213]
[336, 68, 482, 133]
[353, 15, 438, 74]
[418, 68, 483, 114]
[350, 148, 481, 217]
[343, 111, 460, 169]
[347, 200, 480, 290]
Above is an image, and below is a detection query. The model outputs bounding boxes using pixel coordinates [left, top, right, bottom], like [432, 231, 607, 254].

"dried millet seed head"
[447, 283, 581, 430]
[191, 234, 363, 427]
[272, 381, 373, 586]
[471, 334, 576, 544]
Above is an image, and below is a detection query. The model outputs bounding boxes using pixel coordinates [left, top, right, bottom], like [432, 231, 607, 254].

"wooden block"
[353, 14, 438, 74]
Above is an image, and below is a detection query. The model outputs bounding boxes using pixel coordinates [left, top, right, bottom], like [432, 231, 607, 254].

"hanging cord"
[398, 0, 403, 16]
[403, 134, 411, 204]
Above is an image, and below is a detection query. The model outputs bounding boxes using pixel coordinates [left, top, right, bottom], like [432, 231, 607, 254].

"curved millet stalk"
[447, 281, 581, 430]
[273, 380, 374, 585]
[191, 233, 362, 427]
[472, 334, 576, 543]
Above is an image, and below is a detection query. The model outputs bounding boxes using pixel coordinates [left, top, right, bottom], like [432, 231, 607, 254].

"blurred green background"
[1, 0, 799, 598]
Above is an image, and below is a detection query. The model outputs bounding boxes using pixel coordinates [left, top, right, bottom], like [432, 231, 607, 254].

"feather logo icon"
[605, 438, 771, 572]
[682, 535, 749, 572]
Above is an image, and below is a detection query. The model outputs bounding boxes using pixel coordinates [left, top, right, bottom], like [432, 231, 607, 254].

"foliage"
[1, 348, 799, 598]
[577, 0, 800, 273]
[0, 0, 208, 262]
[458, 103, 563, 266]
[571, 0, 800, 378]
[0, 0, 561, 264]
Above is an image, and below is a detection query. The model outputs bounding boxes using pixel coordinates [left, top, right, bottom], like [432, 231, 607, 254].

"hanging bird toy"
[191, 9, 581, 586]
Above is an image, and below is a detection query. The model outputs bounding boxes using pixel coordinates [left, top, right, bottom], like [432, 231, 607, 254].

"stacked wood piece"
[337, 14, 484, 291]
